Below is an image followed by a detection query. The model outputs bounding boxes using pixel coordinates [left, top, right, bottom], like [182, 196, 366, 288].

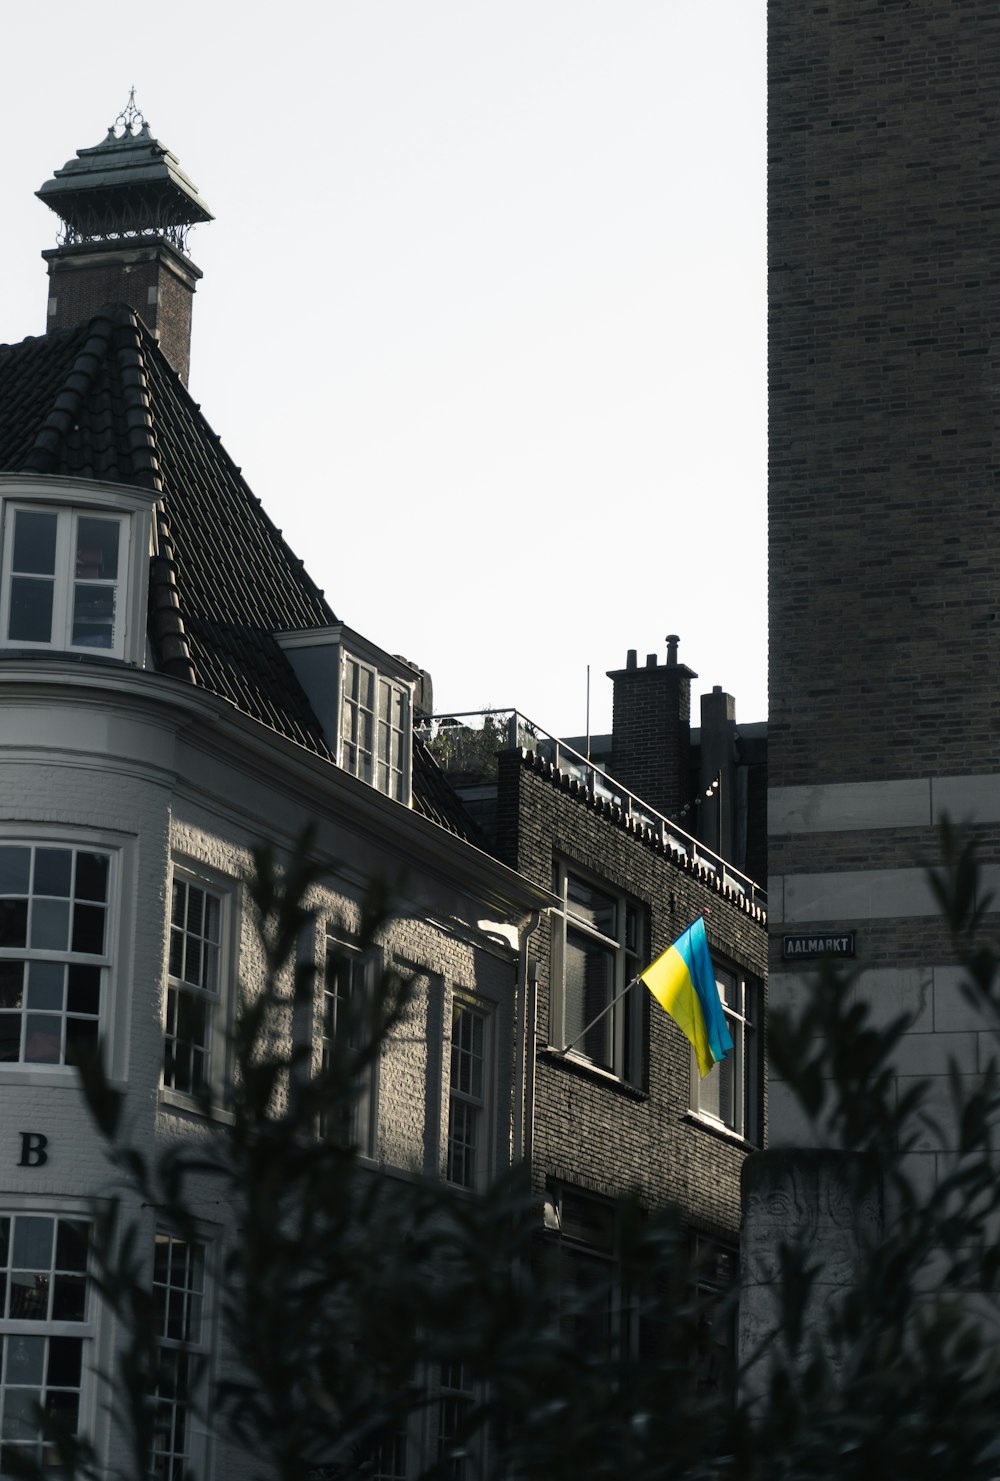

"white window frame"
[161, 862, 235, 1114]
[0, 1209, 94, 1473]
[150, 1227, 214, 1481]
[445, 996, 494, 1191]
[689, 964, 759, 1142]
[0, 840, 116, 1076]
[551, 862, 644, 1084]
[0, 475, 155, 666]
[320, 936, 379, 1159]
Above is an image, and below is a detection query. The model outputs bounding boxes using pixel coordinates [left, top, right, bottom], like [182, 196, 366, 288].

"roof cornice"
[0, 660, 556, 920]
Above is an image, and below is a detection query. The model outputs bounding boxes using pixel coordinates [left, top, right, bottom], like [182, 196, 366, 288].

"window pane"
[176, 993, 207, 1044]
[66, 965, 101, 1015]
[29, 899, 69, 952]
[75, 853, 109, 904]
[565, 928, 614, 1068]
[26, 962, 64, 1010]
[717, 1042, 736, 1128]
[24, 1015, 61, 1063]
[4, 1387, 44, 1440]
[0, 961, 24, 1008]
[186, 888, 204, 938]
[0, 899, 27, 949]
[699, 1061, 722, 1121]
[33, 850, 72, 898]
[45, 1390, 80, 1432]
[51, 1275, 86, 1322]
[12, 1217, 52, 1269]
[47, 1337, 83, 1389]
[55, 1221, 89, 1274]
[12, 511, 57, 575]
[0, 848, 30, 895]
[75, 518, 120, 579]
[204, 894, 220, 943]
[66, 1017, 99, 1057]
[8, 1274, 47, 1320]
[0, 1017, 21, 1062]
[717, 970, 737, 1010]
[8, 578, 53, 643]
[168, 929, 185, 980]
[566, 876, 617, 937]
[71, 585, 118, 649]
[71, 903, 106, 956]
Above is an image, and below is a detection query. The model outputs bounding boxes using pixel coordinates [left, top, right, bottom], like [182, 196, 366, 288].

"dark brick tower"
[767, 4, 1000, 1136]
[36, 93, 212, 385]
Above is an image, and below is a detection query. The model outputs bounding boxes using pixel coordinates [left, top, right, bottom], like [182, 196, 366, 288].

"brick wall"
[43, 241, 198, 382]
[769, 0, 1000, 791]
[497, 749, 768, 1243]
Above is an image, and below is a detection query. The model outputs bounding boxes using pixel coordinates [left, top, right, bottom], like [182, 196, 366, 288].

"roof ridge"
[108, 307, 163, 492]
[148, 505, 198, 685]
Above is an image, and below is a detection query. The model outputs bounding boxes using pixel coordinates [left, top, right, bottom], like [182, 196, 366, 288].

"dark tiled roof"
[0, 305, 478, 839]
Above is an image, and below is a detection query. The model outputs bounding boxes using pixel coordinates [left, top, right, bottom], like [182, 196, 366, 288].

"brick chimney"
[607, 634, 696, 817]
[699, 684, 737, 860]
[36, 93, 212, 385]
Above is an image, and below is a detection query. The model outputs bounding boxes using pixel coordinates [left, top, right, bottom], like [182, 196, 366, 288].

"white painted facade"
[0, 645, 551, 1477]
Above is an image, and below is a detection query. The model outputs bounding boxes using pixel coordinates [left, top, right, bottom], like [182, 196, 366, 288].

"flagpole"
[558, 975, 641, 1056]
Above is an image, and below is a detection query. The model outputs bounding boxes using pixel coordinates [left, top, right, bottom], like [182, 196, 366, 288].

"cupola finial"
[110, 88, 148, 140]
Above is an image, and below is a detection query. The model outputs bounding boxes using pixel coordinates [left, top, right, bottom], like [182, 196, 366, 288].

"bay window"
[2, 505, 127, 652]
[0, 476, 155, 666]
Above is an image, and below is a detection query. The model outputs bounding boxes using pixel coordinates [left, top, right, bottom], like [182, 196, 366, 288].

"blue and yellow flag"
[639, 917, 732, 1077]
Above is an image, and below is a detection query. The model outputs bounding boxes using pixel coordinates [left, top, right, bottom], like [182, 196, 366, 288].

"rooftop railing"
[415, 709, 767, 913]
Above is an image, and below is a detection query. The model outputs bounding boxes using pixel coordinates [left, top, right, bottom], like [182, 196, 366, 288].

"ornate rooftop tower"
[36, 92, 213, 384]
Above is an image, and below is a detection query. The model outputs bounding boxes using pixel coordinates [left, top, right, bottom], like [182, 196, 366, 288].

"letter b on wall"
[18, 1132, 48, 1167]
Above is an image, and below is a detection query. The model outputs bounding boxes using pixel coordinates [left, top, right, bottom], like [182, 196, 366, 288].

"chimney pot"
[666, 634, 680, 666]
[646, 653, 657, 668]
[626, 648, 637, 670]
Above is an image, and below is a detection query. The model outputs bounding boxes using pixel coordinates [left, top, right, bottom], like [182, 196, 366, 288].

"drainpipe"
[512, 909, 541, 1165]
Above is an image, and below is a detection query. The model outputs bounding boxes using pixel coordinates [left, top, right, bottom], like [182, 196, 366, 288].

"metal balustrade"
[416, 710, 767, 913]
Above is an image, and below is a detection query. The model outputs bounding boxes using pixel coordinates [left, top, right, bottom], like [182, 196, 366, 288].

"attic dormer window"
[2, 507, 126, 653]
[341, 656, 409, 801]
[276, 625, 416, 806]
[0, 475, 155, 667]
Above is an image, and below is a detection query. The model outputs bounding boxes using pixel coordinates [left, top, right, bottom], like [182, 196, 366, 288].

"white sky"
[0, 1, 766, 740]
